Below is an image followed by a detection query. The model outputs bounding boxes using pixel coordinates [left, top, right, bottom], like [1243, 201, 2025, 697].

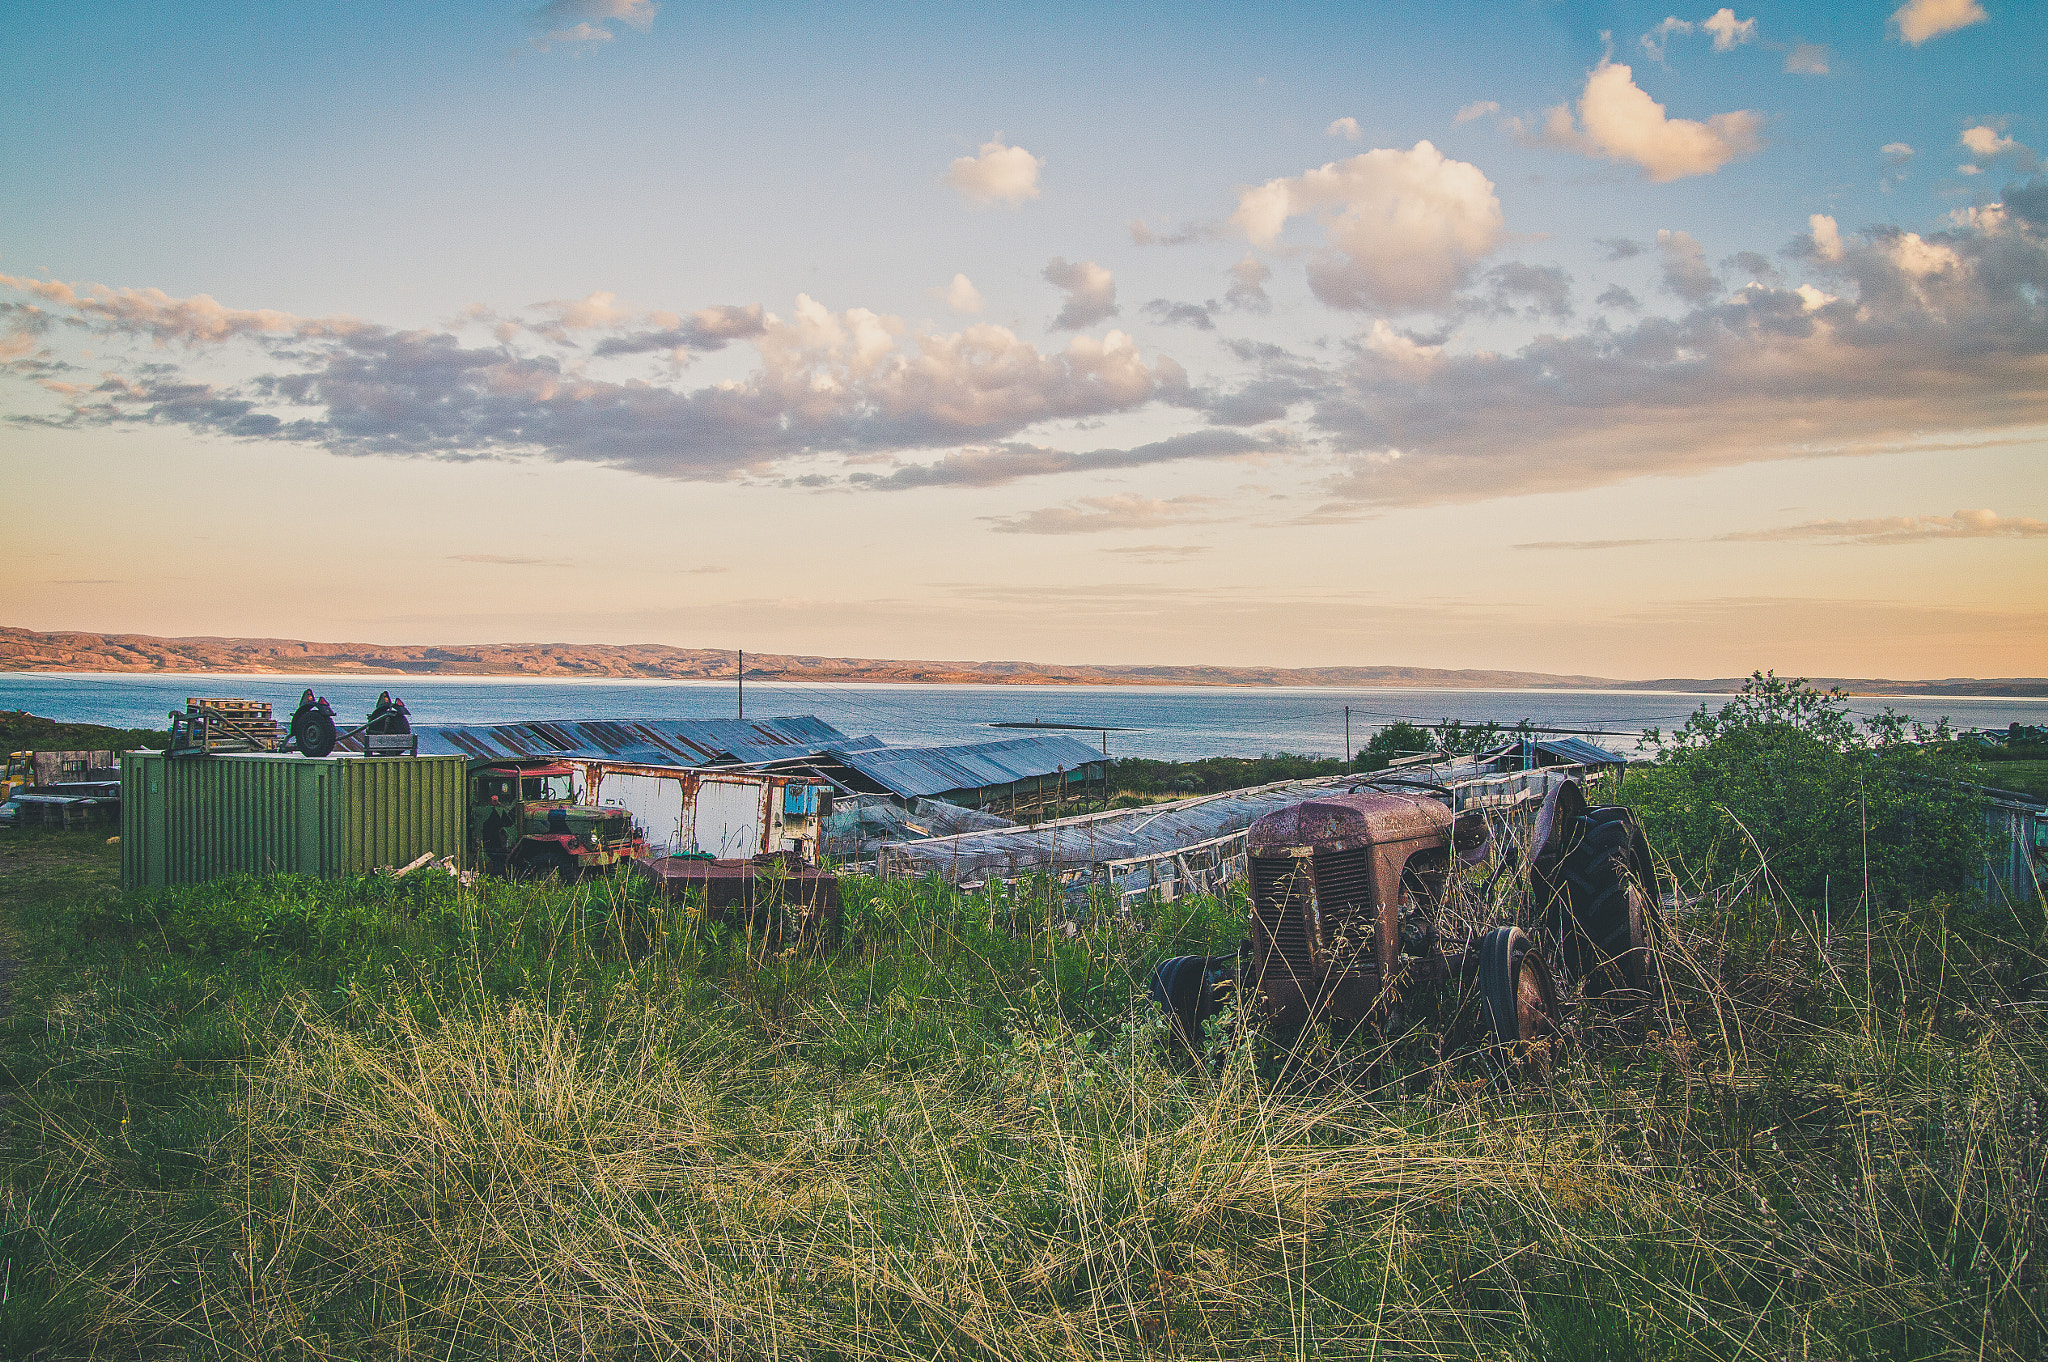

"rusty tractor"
[1150, 778, 1658, 1064]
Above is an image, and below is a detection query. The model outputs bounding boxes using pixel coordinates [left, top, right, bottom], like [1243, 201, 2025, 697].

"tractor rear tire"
[291, 706, 337, 759]
[1149, 954, 1232, 1055]
[1477, 925, 1559, 1068]
[1546, 806, 1656, 997]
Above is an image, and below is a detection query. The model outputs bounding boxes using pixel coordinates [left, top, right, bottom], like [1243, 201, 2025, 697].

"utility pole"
[737, 648, 744, 721]
[1344, 706, 1352, 771]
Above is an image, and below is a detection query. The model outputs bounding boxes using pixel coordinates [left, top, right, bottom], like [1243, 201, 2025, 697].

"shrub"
[1624, 672, 1988, 909]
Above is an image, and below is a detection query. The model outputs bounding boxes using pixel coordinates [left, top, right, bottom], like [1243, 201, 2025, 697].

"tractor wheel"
[1149, 954, 1232, 1055]
[1477, 926, 1560, 1065]
[513, 846, 578, 884]
[1545, 806, 1657, 996]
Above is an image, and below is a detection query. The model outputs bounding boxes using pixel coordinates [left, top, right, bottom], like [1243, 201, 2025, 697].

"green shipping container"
[120, 752, 470, 889]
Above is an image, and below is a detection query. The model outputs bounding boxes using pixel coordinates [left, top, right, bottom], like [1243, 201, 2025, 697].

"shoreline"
[5, 667, 2047, 703]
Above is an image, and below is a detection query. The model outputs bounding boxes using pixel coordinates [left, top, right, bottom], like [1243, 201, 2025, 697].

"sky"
[1, 0, 2043, 679]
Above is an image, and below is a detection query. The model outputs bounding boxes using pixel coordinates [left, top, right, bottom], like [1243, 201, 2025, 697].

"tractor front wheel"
[1477, 926, 1560, 1070]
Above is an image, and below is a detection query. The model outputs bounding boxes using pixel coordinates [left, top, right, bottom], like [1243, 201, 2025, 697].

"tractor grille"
[600, 813, 634, 846]
[1311, 847, 1374, 957]
[1250, 855, 1316, 978]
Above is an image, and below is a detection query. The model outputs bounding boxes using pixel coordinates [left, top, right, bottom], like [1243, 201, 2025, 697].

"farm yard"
[0, 679, 2042, 1360]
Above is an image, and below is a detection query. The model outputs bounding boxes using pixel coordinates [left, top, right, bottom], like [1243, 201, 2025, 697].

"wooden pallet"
[184, 699, 278, 751]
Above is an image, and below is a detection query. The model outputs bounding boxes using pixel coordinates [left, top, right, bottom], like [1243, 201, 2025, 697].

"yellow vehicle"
[1, 751, 33, 802]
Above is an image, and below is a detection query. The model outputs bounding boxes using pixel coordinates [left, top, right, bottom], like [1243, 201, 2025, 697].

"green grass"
[1964, 760, 2048, 801]
[0, 825, 2044, 1360]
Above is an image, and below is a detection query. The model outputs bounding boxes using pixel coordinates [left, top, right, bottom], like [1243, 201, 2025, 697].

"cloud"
[983, 493, 1219, 535]
[1175, 190, 2048, 509]
[0, 279, 1185, 482]
[1809, 213, 1844, 262]
[1890, 0, 1987, 46]
[1963, 126, 2014, 157]
[1044, 258, 1118, 330]
[1596, 284, 1642, 310]
[1784, 42, 1829, 75]
[1225, 256, 1272, 313]
[1657, 229, 1720, 302]
[1701, 9, 1758, 50]
[1718, 509, 2047, 545]
[853, 430, 1280, 491]
[943, 274, 983, 315]
[451, 553, 576, 566]
[1640, 17, 1694, 64]
[1326, 117, 1361, 141]
[1598, 237, 1645, 260]
[588, 303, 767, 358]
[1453, 101, 1499, 126]
[946, 138, 1043, 208]
[1883, 143, 1915, 165]
[526, 0, 657, 51]
[1510, 59, 1762, 182]
[1231, 141, 1504, 312]
[1129, 218, 1221, 247]
[1479, 262, 1574, 319]
[1143, 299, 1217, 329]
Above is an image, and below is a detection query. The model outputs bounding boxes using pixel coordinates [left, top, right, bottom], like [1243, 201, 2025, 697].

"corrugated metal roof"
[822, 733, 1107, 798]
[1534, 737, 1628, 766]
[339, 716, 858, 766]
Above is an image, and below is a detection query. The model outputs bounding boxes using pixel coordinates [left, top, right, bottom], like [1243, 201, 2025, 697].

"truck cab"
[470, 758, 646, 880]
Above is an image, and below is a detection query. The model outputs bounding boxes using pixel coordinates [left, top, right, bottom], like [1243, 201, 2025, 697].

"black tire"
[1477, 925, 1559, 1056]
[1149, 954, 1232, 1053]
[513, 846, 578, 884]
[291, 706, 337, 759]
[1544, 806, 1656, 996]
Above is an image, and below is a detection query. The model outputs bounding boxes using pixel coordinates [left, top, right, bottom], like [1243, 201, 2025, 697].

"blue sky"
[2, 0, 2042, 677]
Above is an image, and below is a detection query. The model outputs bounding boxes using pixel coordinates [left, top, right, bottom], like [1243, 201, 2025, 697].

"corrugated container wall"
[121, 752, 469, 889]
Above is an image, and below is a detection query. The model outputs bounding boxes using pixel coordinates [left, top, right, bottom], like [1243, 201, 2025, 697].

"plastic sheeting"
[821, 794, 1015, 860]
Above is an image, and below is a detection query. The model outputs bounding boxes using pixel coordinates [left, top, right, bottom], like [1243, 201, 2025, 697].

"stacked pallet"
[186, 698, 278, 751]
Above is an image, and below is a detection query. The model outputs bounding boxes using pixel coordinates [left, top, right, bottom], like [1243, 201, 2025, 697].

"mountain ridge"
[4, 627, 2044, 697]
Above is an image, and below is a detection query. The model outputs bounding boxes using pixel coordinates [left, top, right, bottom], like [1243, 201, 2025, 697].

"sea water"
[4, 671, 2045, 762]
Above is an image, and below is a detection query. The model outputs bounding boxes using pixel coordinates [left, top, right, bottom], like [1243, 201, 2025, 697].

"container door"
[601, 772, 688, 856]
[691, 778, 764, 858]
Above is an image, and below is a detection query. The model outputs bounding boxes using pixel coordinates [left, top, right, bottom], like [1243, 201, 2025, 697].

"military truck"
[470, 758, 647, 880]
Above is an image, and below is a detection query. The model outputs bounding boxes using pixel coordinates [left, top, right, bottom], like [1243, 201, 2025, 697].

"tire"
[1544, 806, 1656, 996]
[1149, 954, 1232, 1053]
[291, 706, 337, 758]
[1477, 925, 1559, 1056]
[513, 846, 578, 884]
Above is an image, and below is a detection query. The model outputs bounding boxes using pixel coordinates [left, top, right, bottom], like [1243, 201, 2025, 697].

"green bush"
[1623, 672, 1988, 909]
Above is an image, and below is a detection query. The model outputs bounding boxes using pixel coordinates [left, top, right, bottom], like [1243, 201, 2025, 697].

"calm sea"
[5, 671, 2045, 762]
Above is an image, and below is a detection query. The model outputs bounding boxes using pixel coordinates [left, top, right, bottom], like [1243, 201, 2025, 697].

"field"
[1, 799, 2044, 1360]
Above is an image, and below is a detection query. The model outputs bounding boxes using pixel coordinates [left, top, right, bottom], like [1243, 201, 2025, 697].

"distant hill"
[4, 626, 2044, 697]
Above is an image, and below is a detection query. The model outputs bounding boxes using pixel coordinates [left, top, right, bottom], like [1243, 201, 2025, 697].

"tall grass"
[1, 829, 2043, 1359]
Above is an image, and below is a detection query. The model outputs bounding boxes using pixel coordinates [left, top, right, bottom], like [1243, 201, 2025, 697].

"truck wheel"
[514, 846, 578, 884]
[1149, 954, 1232, 1055]
[291, 706, 337, 758]
[1477, 926, 1559, 1059]
[1545, 807, 1656, 996]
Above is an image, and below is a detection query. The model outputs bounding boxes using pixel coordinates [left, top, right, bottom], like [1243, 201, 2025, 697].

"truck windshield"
[521, 774, 573, 802]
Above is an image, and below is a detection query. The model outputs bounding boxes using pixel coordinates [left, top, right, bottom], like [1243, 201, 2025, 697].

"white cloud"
[1886, 232, 1960, 277]
[1890, 0, 1987, 45]
[1784, 42, 1829, 75]
[1721, 509, 2046, 544]
[1961, 125, 2014, 157]
[943, 273, 983, 315]
[526, 0, 657, 51]
[1231, 141, 1504, 311]
[1809, 213, 1843, 261]
[1453, 100, 1499, 125]
[945, 138, 1043, 208]
[1882, 142, 1915, 164]
[1701, 9, 1758, 50]
[1958, 164, 1983, 175]
[1657, 229, 1719, 302]
[1640, 17, 1693, 64]
[1043, 258, 1118, 330]
[1512, 60, 1762, 182]
[1326, 117, 1361, 141]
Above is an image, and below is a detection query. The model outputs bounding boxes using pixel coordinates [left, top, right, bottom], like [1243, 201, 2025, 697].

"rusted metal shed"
[554, 759, 831, 861]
